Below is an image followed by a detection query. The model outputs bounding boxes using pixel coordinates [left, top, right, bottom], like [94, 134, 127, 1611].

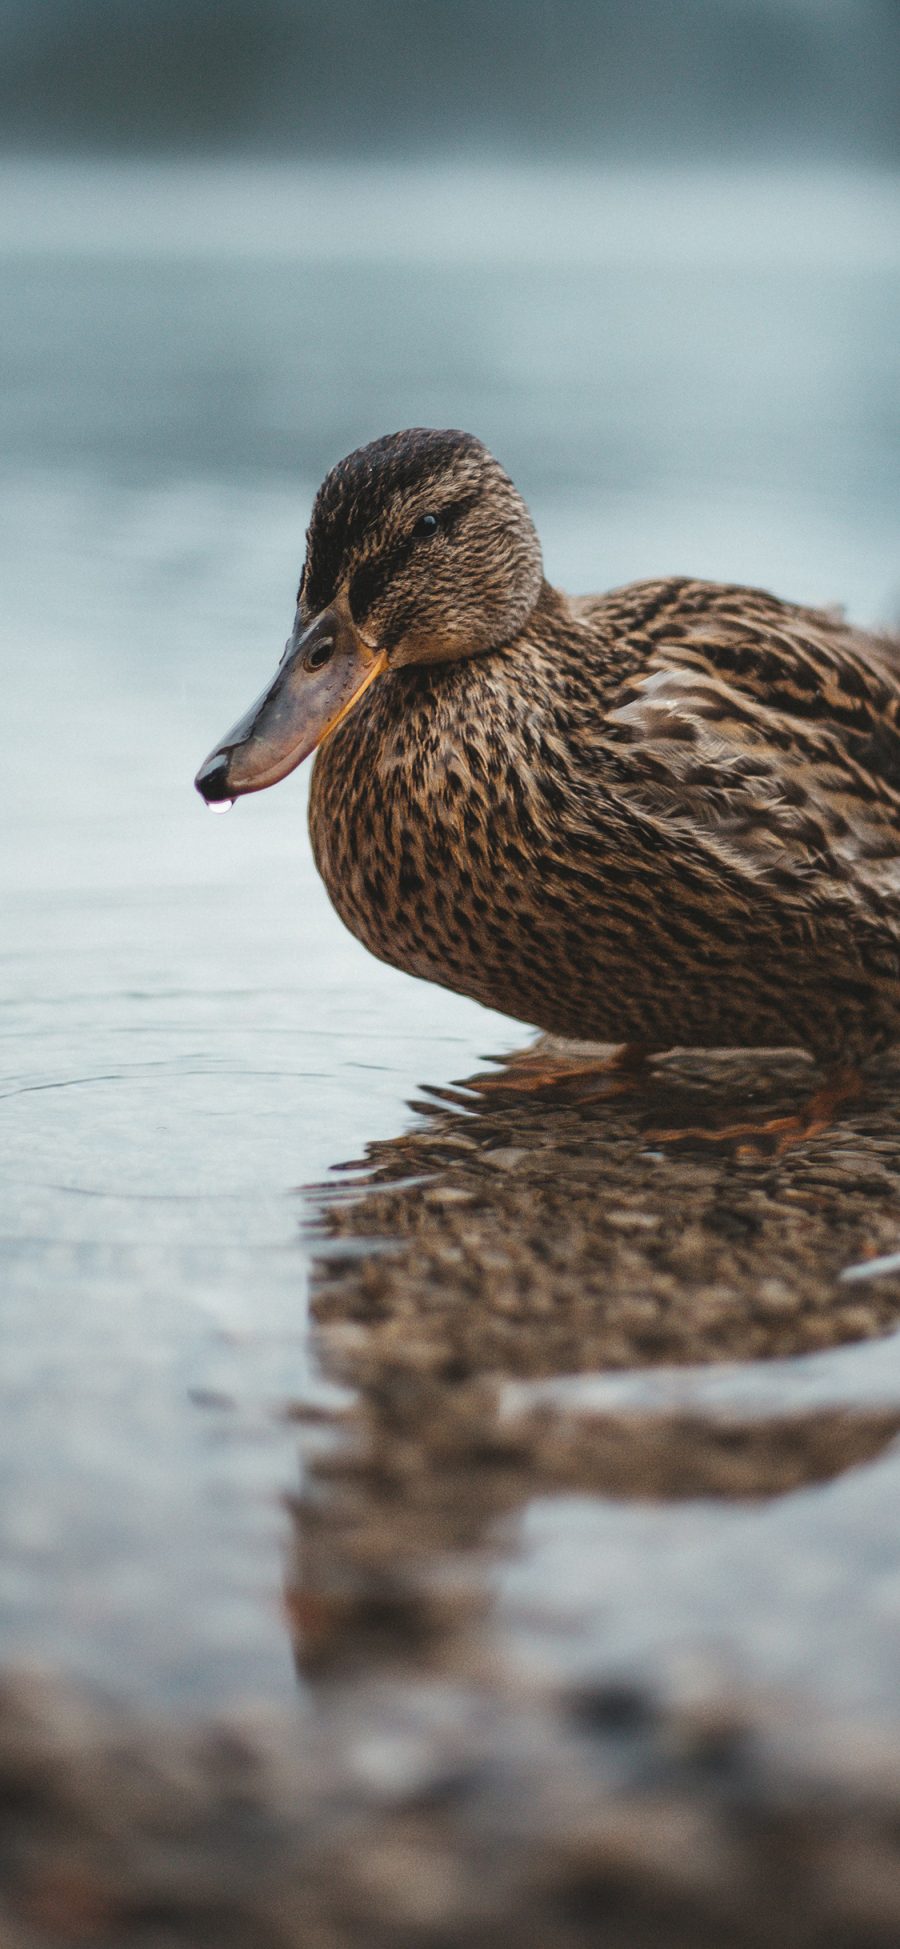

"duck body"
[196, 430, 900, 1066]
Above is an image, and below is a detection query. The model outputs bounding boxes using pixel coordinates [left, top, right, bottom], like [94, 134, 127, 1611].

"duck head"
[194, 428, 542, 803]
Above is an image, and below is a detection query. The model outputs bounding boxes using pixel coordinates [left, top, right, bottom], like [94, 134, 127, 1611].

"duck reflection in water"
[284, 1041, 900, 1679]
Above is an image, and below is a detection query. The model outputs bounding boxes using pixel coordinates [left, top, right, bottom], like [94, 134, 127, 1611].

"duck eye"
[413, 512, 439, 539]
[304, 637, 334, 672]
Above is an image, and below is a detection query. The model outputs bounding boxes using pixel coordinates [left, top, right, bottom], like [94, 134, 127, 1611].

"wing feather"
[605, 603, 900, 904]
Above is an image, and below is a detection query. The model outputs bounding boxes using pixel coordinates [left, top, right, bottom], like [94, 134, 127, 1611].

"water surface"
[2, 158, 899, 1718]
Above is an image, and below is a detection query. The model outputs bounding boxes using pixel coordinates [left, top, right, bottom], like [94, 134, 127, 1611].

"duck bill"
[194, 605, 386, 803]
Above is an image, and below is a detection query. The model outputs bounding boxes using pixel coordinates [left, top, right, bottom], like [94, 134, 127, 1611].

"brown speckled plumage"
[297, 429, 900, 1063]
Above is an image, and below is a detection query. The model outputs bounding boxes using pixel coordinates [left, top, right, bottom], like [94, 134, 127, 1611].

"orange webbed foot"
[462, 1043, 650, 1105]
[646, 1066, 864, 1157]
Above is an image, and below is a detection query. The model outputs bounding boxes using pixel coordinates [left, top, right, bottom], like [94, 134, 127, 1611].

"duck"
[195, 427, 900, 1127]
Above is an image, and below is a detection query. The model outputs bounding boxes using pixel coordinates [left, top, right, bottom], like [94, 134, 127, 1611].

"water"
[1, 158, 899, 1719]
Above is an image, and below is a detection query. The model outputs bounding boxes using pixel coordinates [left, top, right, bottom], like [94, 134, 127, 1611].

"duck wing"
[605, 590, 900, 904]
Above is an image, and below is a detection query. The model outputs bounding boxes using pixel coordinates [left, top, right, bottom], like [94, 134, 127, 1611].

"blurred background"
[2, 0, 899, 163]
[3, 0, 899, 590]
[2, 0, 898, 633]
[1, 2, 899, 1704]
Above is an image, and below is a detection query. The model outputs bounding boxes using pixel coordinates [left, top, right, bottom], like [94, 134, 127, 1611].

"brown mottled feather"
[301, 432, 900, 1064]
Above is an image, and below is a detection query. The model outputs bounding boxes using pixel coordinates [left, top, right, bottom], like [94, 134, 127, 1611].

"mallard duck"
[195, 427, 900, 1115]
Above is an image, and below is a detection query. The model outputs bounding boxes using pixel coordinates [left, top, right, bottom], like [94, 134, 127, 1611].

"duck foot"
[463, 1043, 650, 1103]
[646, 1065, 864, 1157]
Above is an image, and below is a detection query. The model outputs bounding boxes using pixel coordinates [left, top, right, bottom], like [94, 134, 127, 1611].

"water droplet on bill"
[207, 798, 234, 814]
